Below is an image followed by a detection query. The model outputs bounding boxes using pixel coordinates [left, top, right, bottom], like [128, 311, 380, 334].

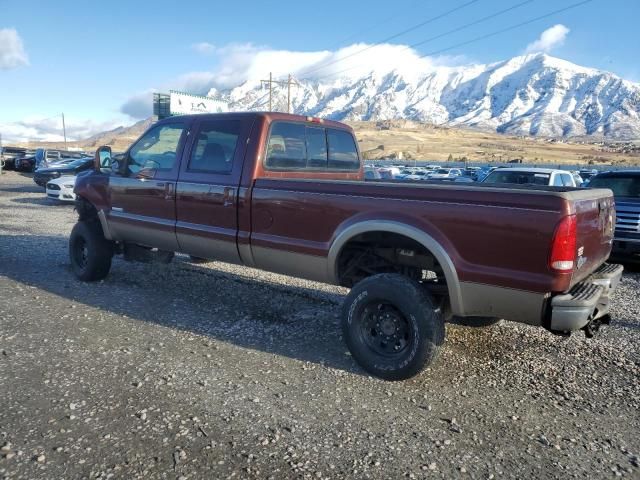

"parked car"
[377, 166, 401, 179]
[404, 170, 431, 181]
[587, 170, 640, 262]
[579, 169, 599, 182]
[428, 168, 463, 180]
[0, 146, 27, 170]
[481, 168, 578, 187]
[476, 166, 497, 182]
[14, 150, 37, 172]
[46, 175, 78, 202]
[34, 149, 90, 169]
[34, 157, 94, 187]
[395, 168, 416, 179]
[364, 166, 382, 180]
[70, 112, 621, 381]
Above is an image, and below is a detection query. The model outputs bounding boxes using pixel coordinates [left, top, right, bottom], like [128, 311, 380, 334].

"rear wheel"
[69, 220, 114, 281]
[341, 273, 445, 381]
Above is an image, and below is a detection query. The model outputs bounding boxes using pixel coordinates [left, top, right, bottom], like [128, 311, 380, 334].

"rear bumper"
[548, 263, 623, 333]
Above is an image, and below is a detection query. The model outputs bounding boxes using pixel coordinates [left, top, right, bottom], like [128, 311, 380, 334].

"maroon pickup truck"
[71, 112, 622, 380]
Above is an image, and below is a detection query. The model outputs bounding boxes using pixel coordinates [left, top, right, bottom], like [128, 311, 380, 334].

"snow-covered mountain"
[207, 53, 640, 139]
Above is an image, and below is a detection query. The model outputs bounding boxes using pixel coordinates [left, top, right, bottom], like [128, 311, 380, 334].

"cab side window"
[188, 120, 241, 173]
[265, 123, 306, 169]
[265, 122, 359, 171]
[327, 129, 359, 170]
[128, 123, 184, 173]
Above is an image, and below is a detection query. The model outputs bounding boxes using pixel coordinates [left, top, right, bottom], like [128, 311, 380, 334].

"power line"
[326, 0, 423, 49]
[408, 0, 534, 50]
[319, 0, 593, 81]
[293, 0, 482, 79]
[316, 0, 536, 81]
[417, 0, 594, 59]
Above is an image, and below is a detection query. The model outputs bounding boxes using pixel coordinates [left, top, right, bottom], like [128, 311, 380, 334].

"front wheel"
[341, 273, 445, 381]
[69, 220, 114, 281]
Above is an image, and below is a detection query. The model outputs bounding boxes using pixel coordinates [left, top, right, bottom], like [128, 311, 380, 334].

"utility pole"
[61, 113, 68, 150]
[259, 73, 300, 113]
[260, 73, 273, 112]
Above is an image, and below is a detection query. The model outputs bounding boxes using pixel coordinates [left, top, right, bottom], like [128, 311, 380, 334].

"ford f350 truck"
[71, 112, 622, 380]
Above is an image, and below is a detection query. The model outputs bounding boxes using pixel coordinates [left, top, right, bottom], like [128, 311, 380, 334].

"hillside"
[19, 117, 640, 166]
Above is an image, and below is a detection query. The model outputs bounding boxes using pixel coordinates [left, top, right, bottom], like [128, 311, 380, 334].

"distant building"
[153, 90, 229, 120]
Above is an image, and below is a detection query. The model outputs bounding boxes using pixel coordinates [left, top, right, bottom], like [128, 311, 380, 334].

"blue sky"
[1, 0, 638, 141]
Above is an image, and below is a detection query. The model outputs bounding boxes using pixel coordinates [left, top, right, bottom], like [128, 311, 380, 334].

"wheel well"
[336, 231, 449, 303]
[75, 196, 98, 221]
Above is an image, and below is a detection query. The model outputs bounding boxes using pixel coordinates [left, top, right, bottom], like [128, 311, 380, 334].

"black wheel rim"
[73, 237, 89, 269]
[358, 302, 412, 357]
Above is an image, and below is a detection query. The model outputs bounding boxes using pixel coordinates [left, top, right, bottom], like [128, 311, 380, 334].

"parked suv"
[482, 168, 578, 187]
[588, 170, 640, 262]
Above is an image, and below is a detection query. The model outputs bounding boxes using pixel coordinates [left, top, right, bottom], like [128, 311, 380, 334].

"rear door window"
[188, 120, 241, 173]
[327, 129, 359, 170]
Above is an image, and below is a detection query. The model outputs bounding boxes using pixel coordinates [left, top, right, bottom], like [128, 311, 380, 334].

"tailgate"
[572, 189, 615, 284]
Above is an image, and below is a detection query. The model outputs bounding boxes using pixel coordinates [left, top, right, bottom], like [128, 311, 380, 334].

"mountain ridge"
[207, 53, 640, 140]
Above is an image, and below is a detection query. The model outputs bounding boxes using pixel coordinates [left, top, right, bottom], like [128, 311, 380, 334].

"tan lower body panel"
[459, 282, 547, 326]
[251, 246, 332, 284]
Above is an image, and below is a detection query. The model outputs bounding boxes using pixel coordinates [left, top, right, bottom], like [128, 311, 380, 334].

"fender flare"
[327, 220, 464, 315]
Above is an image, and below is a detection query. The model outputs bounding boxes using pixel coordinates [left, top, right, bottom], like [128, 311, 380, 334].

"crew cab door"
[107, 121, 188, 251]
[175, 117, 250, 263]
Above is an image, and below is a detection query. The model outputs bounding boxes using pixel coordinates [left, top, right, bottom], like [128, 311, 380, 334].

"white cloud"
[190, 42, 461, 89]
[525, 24, 570, 54]
[0, 116, 128, 143]
[120, 90, 156, 119]
[118, 42, 465, 119]
[191, 42, 216, 55]
[0, 28, 29, 70]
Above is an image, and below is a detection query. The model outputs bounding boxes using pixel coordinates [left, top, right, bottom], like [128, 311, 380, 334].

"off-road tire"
[341, 273, 445, 381]
[69, 220, 114, 281]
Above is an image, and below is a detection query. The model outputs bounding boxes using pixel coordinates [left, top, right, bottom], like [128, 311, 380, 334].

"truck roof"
[158, 111, 352, 131]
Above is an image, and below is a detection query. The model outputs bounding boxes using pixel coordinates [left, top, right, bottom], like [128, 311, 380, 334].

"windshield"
[435, 169, 449, 174]
[588, 176, 640, 197]
[483, 171, 550, 185]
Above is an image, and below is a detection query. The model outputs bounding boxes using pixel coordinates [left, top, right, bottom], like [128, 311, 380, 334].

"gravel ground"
[0, 171, 639, 480]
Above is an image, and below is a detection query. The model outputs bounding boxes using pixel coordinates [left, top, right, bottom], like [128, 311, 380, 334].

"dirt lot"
[0, 171, 639, 479]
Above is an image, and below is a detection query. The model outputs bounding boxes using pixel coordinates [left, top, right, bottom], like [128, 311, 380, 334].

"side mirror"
[94, 146, 112, 172]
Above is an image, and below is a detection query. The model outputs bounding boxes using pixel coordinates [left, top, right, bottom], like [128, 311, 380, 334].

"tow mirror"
[94, 146, 112, 172]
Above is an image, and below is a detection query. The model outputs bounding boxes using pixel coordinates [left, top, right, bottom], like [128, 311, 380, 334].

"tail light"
[549, 215, 577, 272]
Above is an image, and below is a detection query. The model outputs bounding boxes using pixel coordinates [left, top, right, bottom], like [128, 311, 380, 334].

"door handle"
[223, 187, 235, 207]
[163, 183, 174, 200]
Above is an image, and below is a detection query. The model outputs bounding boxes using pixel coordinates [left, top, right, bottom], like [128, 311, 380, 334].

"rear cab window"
[188, 120, 241, 173]
[265, 121, 359, 172]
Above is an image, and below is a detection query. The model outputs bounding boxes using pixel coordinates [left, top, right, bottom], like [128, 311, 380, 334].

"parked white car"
[404, 170, 432, 181]
[428, 168, 463, 180]
[46, 175, 77, 202]
[481, 168, 578, 187]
